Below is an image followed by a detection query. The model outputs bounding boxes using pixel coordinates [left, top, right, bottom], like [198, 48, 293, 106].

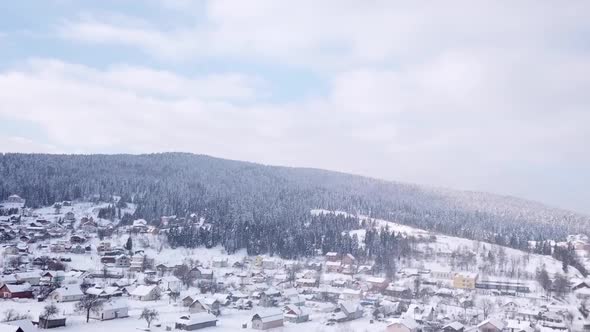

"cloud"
[57, 1, 590, 67]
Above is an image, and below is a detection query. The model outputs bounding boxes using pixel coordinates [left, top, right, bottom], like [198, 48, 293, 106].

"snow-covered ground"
[0, 202, 586, 332]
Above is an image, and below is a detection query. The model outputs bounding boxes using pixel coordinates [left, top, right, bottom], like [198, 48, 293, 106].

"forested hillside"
[1, 153, 588, 253]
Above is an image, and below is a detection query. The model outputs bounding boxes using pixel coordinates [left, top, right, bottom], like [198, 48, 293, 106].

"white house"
[160, 276, 181, 292]
[49, 286, 84, 302]
[130, 285, 160, 301]
[90, 300, 129, 321]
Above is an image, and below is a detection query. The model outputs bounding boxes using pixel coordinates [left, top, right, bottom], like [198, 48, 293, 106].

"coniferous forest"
[1, 153, 588, 263]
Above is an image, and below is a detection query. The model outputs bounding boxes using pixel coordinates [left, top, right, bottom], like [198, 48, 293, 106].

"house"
[132, 219, 148, 232]
[49, 286, 84, 302]
[341, 288, 362, 301]
[89, 300, 129, 320]
[575, 288, 590, 300]
[183, 295, 198, 307]
[0, 283, 33, 299]
[366, 276, 388, 291]
[341, 254, 356, 274]
[477, 319, 505, 332]
[64, 211, 75, 221]
[70, 244, 85, 254]
[114, 255, 130, 268]
[443, 322, 465, 332]
[14, 271, 41, 286]
[325, 261, 342, 273]
[212, 257, 228, 268]
[159, 275, 181, 292]
[192, 267, 214, 280]
[41, 271, 64, 284]
[333, 301, 363, 322]
[386, 285, 413, 299]
[326, 252, 340, 262]
[283, 305, 310, 323]
[251, 309, 284, 330]
[38, 316, 66, 329]
[175, 313, 217, 331]
[5, 194, 24, 204]
[130, 285, 160, 301]
[295, 278, 317, 288]
[453, 272, 478, 289]
[129, 254, 154, 272]
[342, 253, 356, 265]
[189, 298, 221, 316]
[70, 234, 87, 243]
[386, 318, 421, 332]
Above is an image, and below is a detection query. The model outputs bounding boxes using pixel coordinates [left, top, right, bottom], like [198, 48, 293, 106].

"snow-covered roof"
[0, 319, 34, 332]
[130, 285, 157, 297]
[102, 299, 128, 311]
[443, 321, 464, 331]
[133, 219, 147, 226]
[14, 271, 41, 279]
[340, 301, 361, 314]
[52, 286, 83, 297]
[478, 318, 506, 330]
[252, 309, 283, 323]
[0, 323, 21, 332]
[506, 319, 533, 332]
[366, 276, 387, 284]
[160, 276, 180, 283]
[177, 313, 217, 325]
[2, 283, 31, 293]
[0, 275, 18, 283]
[284, 304, 310, 317]
[388, 318, 419, 330]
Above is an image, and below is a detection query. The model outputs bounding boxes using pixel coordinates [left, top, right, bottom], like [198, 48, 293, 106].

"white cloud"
[58, 1, 590, 67]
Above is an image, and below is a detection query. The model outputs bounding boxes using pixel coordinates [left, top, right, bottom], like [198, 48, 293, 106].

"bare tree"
[76, 295, 105, 323]
[169, 291, 180, 303]
[174, 264, 196, 289]
[553, 273, 570, 297]
[139, 308, 159, 328]
[41, 304, 59, 319]
[479, 298, 494, 319]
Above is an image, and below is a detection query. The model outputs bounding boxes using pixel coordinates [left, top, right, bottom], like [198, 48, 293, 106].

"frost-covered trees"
[139, 308, 159, 328]
[1, 152, 588, 263]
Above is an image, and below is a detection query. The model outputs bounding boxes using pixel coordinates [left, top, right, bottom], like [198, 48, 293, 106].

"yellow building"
[453, 272, 478, 289]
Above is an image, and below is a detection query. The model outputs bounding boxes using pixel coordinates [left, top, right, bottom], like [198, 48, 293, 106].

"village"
[1, 195, 590, 332]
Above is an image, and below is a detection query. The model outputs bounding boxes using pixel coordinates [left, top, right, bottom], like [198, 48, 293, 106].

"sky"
[0, 1, 589, 213]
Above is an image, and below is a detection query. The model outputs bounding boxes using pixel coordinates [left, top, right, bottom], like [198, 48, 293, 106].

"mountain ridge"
[1, 152, 587, 244]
